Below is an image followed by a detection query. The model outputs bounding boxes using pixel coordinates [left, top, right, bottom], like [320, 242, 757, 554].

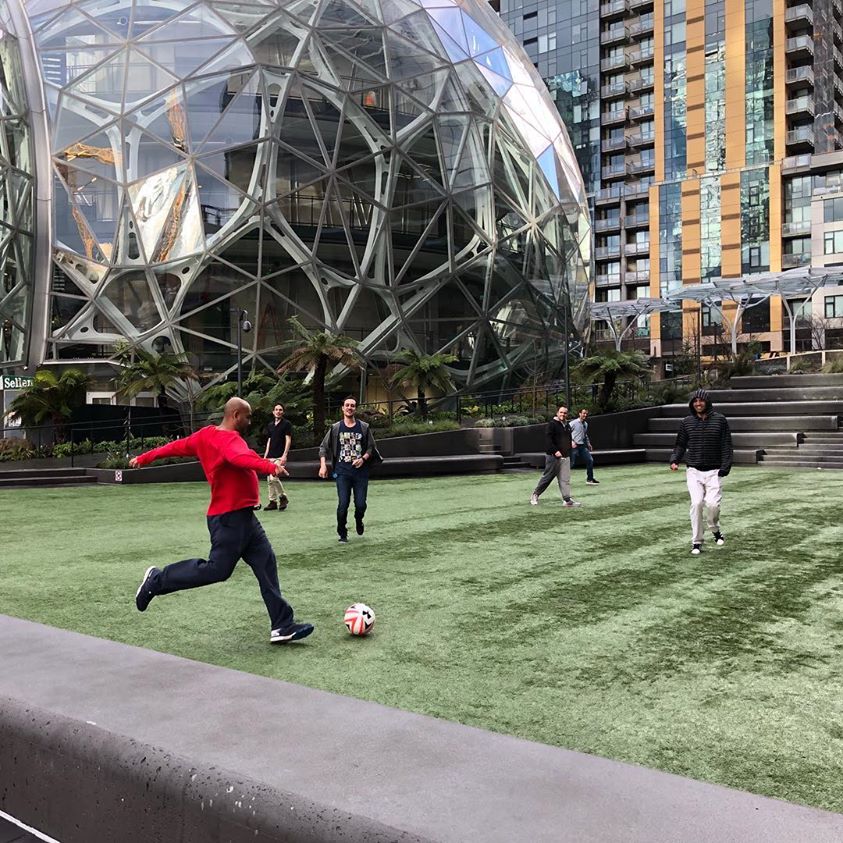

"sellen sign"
[2, 375, 34, 390]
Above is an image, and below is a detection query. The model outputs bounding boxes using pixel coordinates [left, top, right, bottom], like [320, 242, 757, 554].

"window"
[824, 197, 843, 223]
[824, 230, 843, 254]
[523, 11, 537, 20]
[826, 295, 843, 318]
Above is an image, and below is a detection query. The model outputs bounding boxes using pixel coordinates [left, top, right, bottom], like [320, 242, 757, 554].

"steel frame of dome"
[1, 0, 591, 396]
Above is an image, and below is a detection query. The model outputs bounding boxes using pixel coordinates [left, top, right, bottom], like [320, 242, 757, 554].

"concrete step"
[516, 449, 645, 469]
[661, 400, 843, 417]
[0, 467, 91, 480]
[0, 475, 97, 488]
[501, 456, 531, 469]
[764, 444, 843, 456]
[706, 386, 843, 402]
[801, 434, 843, 443]
[730, 373, 843, 389]
[647, 415, 838, 432]
[759, 454, 843, 467]
[635, 432, 802, 448]
[644, 448, 762, 465]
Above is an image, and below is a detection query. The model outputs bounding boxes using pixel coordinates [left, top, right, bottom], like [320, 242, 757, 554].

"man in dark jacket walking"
[530, 406, 581, 507]
[319, 396, 379, 543]
[670, 388, 733, 555]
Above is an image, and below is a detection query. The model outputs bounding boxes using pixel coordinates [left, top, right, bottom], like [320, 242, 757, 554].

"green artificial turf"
[2, 466, 843, 811]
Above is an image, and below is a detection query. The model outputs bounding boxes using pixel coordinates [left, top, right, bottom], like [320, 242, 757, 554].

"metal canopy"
[666, 267, 843, 353]
[591, 297, 679, 351]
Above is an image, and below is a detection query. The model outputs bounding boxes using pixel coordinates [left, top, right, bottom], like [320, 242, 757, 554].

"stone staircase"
[0, 467, 97, 488]
[639, 373, 843, 469]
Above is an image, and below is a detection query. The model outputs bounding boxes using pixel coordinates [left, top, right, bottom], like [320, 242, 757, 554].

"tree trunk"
[599, 372, 616, 409]
[417, 382, 427, 418]
[313, 355, 327, 437]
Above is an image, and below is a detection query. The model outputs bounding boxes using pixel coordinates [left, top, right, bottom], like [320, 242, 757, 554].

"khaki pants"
[686, 467, 721, 544]
[267, 474, 287, 503]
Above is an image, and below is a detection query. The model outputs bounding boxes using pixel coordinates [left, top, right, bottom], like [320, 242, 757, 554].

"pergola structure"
[665, 267, 843, 354]
[590, 298, 680, 351]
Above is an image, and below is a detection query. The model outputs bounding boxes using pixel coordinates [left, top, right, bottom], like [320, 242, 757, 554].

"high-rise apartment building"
[500, 0, 843, 356]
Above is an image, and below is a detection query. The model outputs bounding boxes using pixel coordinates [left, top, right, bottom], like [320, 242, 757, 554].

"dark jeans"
[335, 468, 369, 537]
[569, 444, 594, 481]
[152, 507, 294, 631]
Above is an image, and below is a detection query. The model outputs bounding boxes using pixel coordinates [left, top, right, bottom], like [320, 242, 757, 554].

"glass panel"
[101, 271, 163, 332]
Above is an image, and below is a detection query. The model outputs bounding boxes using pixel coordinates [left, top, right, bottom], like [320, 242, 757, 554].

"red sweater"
[134, 425, 278, 515]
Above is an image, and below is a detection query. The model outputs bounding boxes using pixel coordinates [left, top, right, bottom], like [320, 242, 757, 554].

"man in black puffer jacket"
[530, 406, 581, 508]
[670, 388, 733, 555]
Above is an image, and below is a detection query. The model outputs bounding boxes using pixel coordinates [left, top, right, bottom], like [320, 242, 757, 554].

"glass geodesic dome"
[4, 0, 591, 393]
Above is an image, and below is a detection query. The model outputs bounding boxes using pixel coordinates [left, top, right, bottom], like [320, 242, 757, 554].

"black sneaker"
[270, 622, 314, 644]
[265, 501, 278, 511]
[278, 494, 289, 511]
[338, 535, 348, 544]
[585, 479, 600, 485]
[713, 531, 725, 546]
[135, 566, 160, 612]
[691, 543, 702, 556]
[355, 518, 364, 536]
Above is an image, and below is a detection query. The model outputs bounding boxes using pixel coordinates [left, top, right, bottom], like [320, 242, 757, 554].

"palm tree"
[112, 341, 197, 409]
[573, 350, 651, 410]
[277, 317, 360, 435]
[390, 349, 457, 417]
[7, 367, 89, 443]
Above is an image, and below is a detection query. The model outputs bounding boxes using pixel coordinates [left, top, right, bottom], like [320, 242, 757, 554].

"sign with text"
[2, 375, 34, 390]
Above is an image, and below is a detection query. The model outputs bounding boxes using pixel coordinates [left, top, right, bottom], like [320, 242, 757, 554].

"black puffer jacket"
[670, 390, 733, 475]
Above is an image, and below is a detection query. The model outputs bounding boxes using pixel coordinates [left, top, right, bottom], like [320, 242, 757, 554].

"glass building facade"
[502, 0, 843, 356]
[0, 0, 592, 394]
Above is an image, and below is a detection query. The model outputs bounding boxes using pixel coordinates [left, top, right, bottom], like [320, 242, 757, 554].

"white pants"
[686, 467, 722, 544]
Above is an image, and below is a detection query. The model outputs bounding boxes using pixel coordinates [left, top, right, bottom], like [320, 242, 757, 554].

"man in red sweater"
[130, 397, 313, 644]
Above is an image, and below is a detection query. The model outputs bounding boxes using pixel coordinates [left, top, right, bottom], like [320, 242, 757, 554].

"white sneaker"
[529, 494, 539, 506]
[713, 531, 725, 546]
[563, 499, 582, 507]
[691, 543, 702, 555]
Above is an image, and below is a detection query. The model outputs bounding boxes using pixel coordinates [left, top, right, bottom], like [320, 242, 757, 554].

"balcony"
[786, 66, 814, 87]
[628, 45, 655, 65]
[594, 217, 621, 231]
[628, 103, 655, 120]
[600, 0, 628, 17]
[786, 96, 815, 116]
[782, 153, 812, 171]
[783, 252, 810, 268]
[625, 241, 650, 256]
[601, 53, 628, 71]
[835, 102, 843, 123]
[625, 269, 650, 282]
[628, 75, 654, 93]
[602, 107, 627, 125]
[786, 35, 815, 57]
[601, 79, 628, 98]
[785, 4, 813, 26]
[600, 24, 629, 45]
[602, 163, 627, 180]
[781, 220, 811, 236]
[786, 126, 815, 148]
[835, 47, 843, 67]
[627, 158, 655, 175]
[627, 130, 656, 147]
[625, 211, 650, 228]
[628, 16, 654, 38]
[624, 181, 650, 198]
[596, 245, 622, 259]
[602, 135, 627, 152]
[595, 184, 624, 203]
[596, 273, 622, 286]
[629, 0, 652, 9]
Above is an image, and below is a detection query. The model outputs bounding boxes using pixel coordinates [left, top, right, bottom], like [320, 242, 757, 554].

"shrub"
[0, 438, 35, 462]
[821, 357, 843, 373]
[790, 357, 821, 374]
[474, 418, 495, 428]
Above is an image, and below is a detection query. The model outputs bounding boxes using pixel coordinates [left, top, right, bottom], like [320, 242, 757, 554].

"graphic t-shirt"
[336, 420, 364, 473]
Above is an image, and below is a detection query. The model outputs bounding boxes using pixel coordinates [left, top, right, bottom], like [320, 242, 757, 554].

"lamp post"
[231, 307, 252, 395]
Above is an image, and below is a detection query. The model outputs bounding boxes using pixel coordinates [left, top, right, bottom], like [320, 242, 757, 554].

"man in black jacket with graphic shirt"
[670, 388, 733, 555]
[530, 406, 581, 508]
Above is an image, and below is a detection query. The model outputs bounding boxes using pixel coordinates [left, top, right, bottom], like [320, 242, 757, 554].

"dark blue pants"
[152, 507, 294, 631]
[569, 444, 594, 481]
[335, 469, 369, 537]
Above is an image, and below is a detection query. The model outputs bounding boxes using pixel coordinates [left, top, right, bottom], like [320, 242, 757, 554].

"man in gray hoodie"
[670, 388, 733, 555]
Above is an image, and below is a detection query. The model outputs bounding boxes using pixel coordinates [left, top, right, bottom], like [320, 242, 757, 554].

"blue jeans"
[569, 444, 594, 481]
[152, 507, 295, 631]
[335, 468, 369, 537]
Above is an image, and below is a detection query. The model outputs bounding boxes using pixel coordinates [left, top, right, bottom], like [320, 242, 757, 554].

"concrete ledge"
[635, 432, 803, 448]
[87, 461, 205, 484]
[661, 401, 843, 417]
[644, 448, 763, 465]
[0, 698, 421, 843]
[2, 616, 843, 843]
[731, 374, 843, 389]
[647, 416, 840, 432]
[286, 454, 504, 478]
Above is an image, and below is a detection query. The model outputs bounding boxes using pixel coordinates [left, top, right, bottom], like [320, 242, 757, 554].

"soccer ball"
[344, 603, 375, 636]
